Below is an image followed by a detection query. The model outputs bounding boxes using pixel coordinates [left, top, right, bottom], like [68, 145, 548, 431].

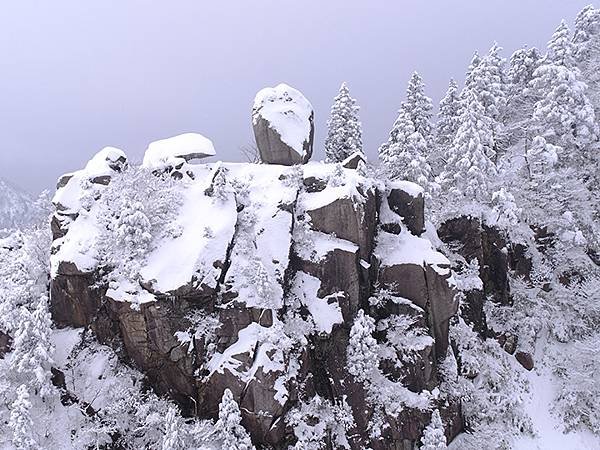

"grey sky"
[0, 1, 594, 194]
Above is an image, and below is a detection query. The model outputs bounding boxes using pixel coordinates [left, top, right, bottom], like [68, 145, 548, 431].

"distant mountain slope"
[0, 177, 39, 230]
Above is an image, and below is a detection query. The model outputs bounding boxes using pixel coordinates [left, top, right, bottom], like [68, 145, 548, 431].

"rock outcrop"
[49, 155, 462, 448]
[252, 84, 314, 165]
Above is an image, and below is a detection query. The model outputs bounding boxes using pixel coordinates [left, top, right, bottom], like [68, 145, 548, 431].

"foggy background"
[0, 1, 594, 194]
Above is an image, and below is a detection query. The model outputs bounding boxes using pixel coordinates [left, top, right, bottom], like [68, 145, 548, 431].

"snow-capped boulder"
[142, 133, 216, 172]
[341, 151, 366, 169]
[52, 146, 127, 214]
[252, 84, 314, 165]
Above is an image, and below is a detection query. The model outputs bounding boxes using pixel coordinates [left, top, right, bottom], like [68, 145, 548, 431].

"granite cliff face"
[45, 85, 466, 448]
[48, 151, 464, 448]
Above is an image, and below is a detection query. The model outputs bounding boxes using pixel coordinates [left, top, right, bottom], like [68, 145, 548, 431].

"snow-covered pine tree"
[463, 51, 482, 92]
[573, 5, 600, 59]
[420, 409, 447, 449]
[506, 47, 542, 140]
[403, 72, 435, 148]
[8, 384, 36, 450]
[378, 108, 434, 193]
[573, 5, 600, 117]
[440, 91, 497, 204]
[214, 389, 253, 450]
[530, 21, 597, 164]
[434, 79, 461, 173]
[116, 200, 152, 258]
[324, 82, 363, 163]
[462, 43, 507, 161]
[9, 297, 54, 398]
[161, 407, 184, 450]
[347, 309, 378, 383]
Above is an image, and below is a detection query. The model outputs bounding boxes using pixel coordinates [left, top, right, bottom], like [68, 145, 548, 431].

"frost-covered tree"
[530, 21, 597, 164]
[8, 385, 36, 450]
[462, 43, 507, 160]
[214, 389, 253, 450]
[403, 72, 434, 147]
[554, 332, 600, 434]
[440, 91, 497, 203]
[434, 79, 461, 172]
[9, 298, 54, 398]
[463, 51, 482, 92]
[420, 409, 447, 449]
[347, 309, 378, 382]
[324, 82, 363, 162]
[161, 407, 184, 450]
[379, 108, 435, 193]
[287, 395, 354, 450]
[573, 5, 600, 117]
[116, 200, 152, 258]
[506, 47, 542, 140]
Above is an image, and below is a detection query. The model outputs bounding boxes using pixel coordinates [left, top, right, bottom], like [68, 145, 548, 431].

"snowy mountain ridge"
[0, 178, 39, 231]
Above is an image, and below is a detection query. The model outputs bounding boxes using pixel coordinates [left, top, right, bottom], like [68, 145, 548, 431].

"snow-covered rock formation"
[49, 149, 461, 448]
[252, 84, 314, 165]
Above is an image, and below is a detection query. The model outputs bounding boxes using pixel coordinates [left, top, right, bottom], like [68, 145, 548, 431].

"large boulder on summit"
[252, 83, 314, 165]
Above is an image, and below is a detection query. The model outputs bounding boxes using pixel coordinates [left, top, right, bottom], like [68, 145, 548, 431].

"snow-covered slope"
[0, 178, 39, 231]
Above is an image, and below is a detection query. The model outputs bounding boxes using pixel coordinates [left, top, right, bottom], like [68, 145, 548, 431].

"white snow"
[388, 179, 424, 197]
[252, 83, 313, 157]
[221, 164, 297, 308]
[106, 278, 156, 306]
[290, 271, 343, 334]
[52, 146, 127, 214]
[50, 328, 83, 366]
[142, 133, 216, 170]
[375, 228, 453, 278]
[511, 368, 600, 450]
[140, 165, 237, 293]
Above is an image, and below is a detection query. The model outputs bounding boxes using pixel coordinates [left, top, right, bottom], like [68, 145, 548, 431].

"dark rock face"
[0, 331, 11, 359]
[377, 261, 457, 359]
[387, 186, 425, 236]
[341, 152, 366, 169]
[515, 351, 534, 371]
[438, 217, 513, 337]
[253, 115, 314, 165]
[49, 165, 463, 448]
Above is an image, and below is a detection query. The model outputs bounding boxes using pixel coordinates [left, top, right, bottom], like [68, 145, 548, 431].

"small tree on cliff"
[347, 309, 378, 382]
[214, 389, 254, 450]
[9, 297, 54, 398]
[324, 82, 363, 162]
[420, 409, 447, 449]
[8, 384, 36, 450]
[161, 407, 184, 450]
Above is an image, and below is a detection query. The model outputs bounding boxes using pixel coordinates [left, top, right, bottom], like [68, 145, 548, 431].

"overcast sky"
[0, 1, 594, 193]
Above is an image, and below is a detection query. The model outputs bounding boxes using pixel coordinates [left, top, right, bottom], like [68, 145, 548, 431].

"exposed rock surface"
[49, 159, 462, 448]
[252, 84, 314, 165]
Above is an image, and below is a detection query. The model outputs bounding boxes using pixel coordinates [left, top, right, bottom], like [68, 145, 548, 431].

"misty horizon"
[0, 1, 594, 194]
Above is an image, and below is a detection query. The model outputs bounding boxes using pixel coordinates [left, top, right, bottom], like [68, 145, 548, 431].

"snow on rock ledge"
[142, 133, 216, 171]
[252, 83, 314, 165]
